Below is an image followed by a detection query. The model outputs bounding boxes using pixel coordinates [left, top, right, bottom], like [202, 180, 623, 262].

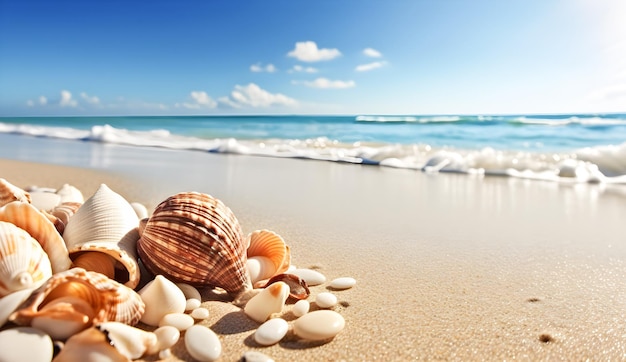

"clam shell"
[10, 267, 145, 328]
[247, 229, 290, 278]
[137, 192, 251, 295]
[0, 201, 71, 273]
[0, 178, 31, 207]
[55, 183, 84, 204]
[0, 221, 52, 297]
[63, 184, 140, 288]
[53, 325, 129, 362]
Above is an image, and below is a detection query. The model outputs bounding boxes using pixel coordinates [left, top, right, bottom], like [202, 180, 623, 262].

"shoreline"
[1, 154, 626, 360]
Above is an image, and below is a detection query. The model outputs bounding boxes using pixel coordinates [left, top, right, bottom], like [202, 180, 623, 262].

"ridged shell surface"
[10, 267, 145, 326]
[0, 221, 53, 297]
[0, 201, 71, 273]
[247, 229, 290, 275]
[137, 192, 251, 295]
[0, 178, 31, 207]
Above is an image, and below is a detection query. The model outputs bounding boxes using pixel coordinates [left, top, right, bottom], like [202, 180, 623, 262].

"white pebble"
[176, 282, 202, 301]
[0, 327, 53, 362]
[244, 282, 290, 323]
[329, 277, 356, 290]
[293, 310, 345, 341]
[190, 307, 210, 320]
[292, 299, 310, 317]
[241, 350, 275, 362]
[254, 318, 289, 346]
[185, 298, 201, 311]
[184, 325, 221, 362]
[315, 292, 338, 308]
[159, 348, 172, 360]
[291, 268, 326, 286]
[159, 313, 194, 331]
[154, 326, 180, 350]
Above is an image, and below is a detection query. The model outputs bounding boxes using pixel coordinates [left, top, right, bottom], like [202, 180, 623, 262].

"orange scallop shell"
[247, 229, 290, 276]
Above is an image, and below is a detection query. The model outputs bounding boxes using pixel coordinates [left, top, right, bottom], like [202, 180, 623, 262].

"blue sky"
[0, 0, 624, 116]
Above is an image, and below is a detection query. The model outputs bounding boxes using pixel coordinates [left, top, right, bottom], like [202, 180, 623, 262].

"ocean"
[1, 114, 625, 183]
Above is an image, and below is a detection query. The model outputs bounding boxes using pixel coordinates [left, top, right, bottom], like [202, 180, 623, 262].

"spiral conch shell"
[137, 192, 252, 296]
[0, 221, 53, 297]
[0, 201, 72, 273]
[63, 184, 141, 288]
[10, 268, 145, 339]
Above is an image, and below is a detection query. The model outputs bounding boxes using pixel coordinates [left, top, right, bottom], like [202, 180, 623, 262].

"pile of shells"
[0, 177, 356, 361]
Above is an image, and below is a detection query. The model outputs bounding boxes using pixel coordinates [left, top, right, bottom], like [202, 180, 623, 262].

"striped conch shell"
[0, 221, 52, 297]
[246, 229, 291, 284]
[10, 268, 145, 340]
[137, 192, 252, 296]
[63, 184, 141, 288]
[0, 201, 72, 273]
[0, 178, 31, 207]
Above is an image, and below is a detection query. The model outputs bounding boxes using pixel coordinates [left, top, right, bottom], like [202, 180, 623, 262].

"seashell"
[244, 281, 290, 323]
[53, 325, 130, 362]
[137, 192, 252, 296]
[51, 201, 82, 227]
[246, 230, 290, 283]
[0, 201, 71, 273]
[329, 277, 357, 290]
[0, 178, 31, 207]
[55, 183, 84, 204]
[290, 268, 326, 286]
[97, 321, 159, 359]
[258, 273, 310, 300]
[131, 202, 149, 219]
[159, 312, 194, 331]
[30, 295, 95, 340]
[137, 275, 186, 327]
[0, 326, 54, 362]
[184, 325, 222, 362]
[292, 299, 310, 317]
[29, 189, 61, 211]
[0, 288, 35, 327]
[254, 317, 289, 346]
[0, 221, 52, 297]
[63, 184, 140, 288]
[10, 268, 145, 332]
[292, 310, 345, 341]
[315, 292, 338, 309]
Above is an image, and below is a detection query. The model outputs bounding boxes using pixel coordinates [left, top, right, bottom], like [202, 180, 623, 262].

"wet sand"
[1, 149, 626, 361]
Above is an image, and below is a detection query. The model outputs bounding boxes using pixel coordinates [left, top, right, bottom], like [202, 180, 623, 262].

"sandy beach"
[1, 143, 626, 361]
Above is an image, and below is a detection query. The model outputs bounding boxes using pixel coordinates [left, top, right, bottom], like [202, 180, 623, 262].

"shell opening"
[71, 252, 130, 285]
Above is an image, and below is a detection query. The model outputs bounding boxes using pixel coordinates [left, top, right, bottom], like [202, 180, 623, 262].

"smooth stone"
[293, 310, 345, 341]
[291, 268, 326, 286]
[138, 275, 186, 326]
[329, 277, 356, 290]
[292, 299, 310, 317]
[176, 282, 202, 301]
[244, 282, 290, 323]
[315, 292, 338, 308]
[154, 326, 180, 350]
[159, 312, 195, 331]
[254, 318, 289, 346]
[0, 327, 53, 362]
[241, 350, 276, 362]
[190, 307, 210, 320]
[185, 298, 202, 311]
[184, 325, 221, 362]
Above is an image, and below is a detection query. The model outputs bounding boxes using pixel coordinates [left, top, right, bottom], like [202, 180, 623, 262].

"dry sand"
[2, 155, 626, 361]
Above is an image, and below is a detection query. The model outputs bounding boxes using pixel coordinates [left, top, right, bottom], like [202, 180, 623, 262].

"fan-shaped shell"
[247, 229, 290, 277]
[137, 192, 251, 295]
[0, 201, 71, 273]
[63, 184, 140, 288]
[0, 178, 31, 207]
[0, 221, 53, 297]
[10, 267, 145, 327]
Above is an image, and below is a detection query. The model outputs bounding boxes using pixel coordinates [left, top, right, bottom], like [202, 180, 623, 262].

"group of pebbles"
[0, 178, 356, 361]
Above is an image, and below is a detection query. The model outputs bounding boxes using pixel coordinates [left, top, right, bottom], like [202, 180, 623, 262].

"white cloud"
[363, 47, 382, 58]
[26, 100, 34, 107]
[250, 63, 277, 73]
[59, 90, 77, 107]
[80, 92, 100, 105]
[287, 41, 341, 62]
[176, 91, 218, 109]
[289, 65, 318, 73]
[295, 78, 356, 89]
[355, 61, 388, 72]
[220, 83, 297, 108]
[39, 96, 47, 105]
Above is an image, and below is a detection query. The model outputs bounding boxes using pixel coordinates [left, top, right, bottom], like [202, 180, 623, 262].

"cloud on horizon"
[219, 83, 297, 108]
[287, 41, 341, 62]
[60, 90, 78, 107]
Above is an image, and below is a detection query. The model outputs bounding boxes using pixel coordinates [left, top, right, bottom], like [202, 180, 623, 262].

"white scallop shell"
[0, 221, 52, 297]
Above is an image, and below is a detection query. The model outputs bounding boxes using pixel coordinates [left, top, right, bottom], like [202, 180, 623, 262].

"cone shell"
[137, 192, 251, 295]
[0, 201, 71, 273]
[0, 178, 31, 207]
[10, 267, 145, 327]
[63, 184, 140, 288]
[0, 221, 53, 297]
[247, 229, 290, 277]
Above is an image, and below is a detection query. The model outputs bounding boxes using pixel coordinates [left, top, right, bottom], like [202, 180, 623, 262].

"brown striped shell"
[10, 268, 145, 328]
[137, 192, 252, 295]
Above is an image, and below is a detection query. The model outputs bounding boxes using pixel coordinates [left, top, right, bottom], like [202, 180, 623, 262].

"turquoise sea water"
[1, 114, 625, 183]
